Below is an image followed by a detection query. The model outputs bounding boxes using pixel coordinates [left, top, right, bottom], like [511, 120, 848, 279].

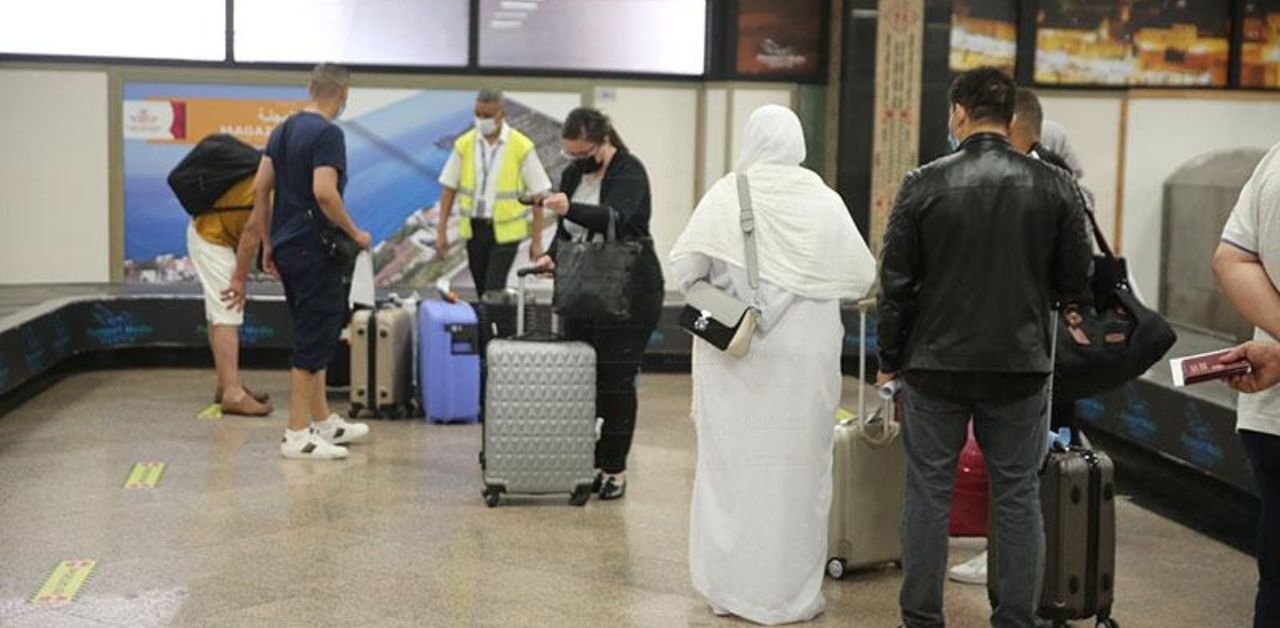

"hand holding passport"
[1170, 350, 1251, 386]
[1170, 341, 1280, 393]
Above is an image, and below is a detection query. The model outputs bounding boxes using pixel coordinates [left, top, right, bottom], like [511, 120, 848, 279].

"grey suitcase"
[826, 297, 906, 580]
[480, 268, 597, 507]
[1038, 435, 1117, 627]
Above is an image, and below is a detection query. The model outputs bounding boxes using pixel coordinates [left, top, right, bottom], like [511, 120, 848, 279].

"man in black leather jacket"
[877, 68, 1092, 628]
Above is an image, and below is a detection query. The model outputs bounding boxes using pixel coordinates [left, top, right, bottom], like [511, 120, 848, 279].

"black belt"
[471, 217, 494, 225]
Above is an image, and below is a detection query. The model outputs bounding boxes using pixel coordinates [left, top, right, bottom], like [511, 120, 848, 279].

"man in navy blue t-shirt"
[226, 63, 373, 460]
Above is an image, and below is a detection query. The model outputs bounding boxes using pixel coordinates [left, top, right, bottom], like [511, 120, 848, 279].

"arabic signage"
[123, 98, 305, 147]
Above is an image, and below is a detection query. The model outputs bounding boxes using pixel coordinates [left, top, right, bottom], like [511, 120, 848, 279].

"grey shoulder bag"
[677, 173, 761, 357]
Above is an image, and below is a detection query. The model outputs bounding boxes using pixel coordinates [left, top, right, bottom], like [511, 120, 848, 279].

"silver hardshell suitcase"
[480, 268, 597, 507]
[826, 297, 907, 579]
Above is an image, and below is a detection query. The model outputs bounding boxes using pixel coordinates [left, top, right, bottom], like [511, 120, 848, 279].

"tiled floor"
[0, 369, 1258, 627]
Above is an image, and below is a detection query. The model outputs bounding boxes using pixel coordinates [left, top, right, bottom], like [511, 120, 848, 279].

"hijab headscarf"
[670, 105, 875, 301]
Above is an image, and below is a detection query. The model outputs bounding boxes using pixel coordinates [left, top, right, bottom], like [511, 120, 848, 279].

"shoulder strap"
[736, 173, 760, 293]
[1062, 176, 1115, 261]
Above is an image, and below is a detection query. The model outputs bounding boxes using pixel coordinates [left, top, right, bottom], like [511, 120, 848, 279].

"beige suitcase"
[826, 298, 906, 579]
[350, 306, 416, 419]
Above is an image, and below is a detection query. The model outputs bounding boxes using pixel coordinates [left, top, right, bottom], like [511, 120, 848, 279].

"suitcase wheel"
[348, 405, 362, 419]
[483, 488, 501, 508]
[569, 485, 591, 507]
[825, 558, 847, 580]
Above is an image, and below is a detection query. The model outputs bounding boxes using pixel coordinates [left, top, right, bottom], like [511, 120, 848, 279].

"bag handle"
[1069, 183, 1116, 261]
[736, 173, 761, 299]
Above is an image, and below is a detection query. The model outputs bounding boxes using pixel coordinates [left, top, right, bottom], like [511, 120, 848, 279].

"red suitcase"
[949, 422, 989, 537]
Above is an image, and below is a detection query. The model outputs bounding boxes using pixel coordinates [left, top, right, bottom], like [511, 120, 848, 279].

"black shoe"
[592, 471, 603, 493]
[598, 473, 626, 500]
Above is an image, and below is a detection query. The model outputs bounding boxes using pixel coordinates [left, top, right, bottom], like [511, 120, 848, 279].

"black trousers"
[563, 316, 654, 473]
[466, 219, 519, 296]
[1242, 429, 1280, 628]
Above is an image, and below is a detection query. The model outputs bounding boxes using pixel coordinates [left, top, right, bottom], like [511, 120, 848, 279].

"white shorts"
[187, 224, 243, 327]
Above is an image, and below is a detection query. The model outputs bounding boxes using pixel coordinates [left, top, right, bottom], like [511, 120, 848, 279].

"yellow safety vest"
[455, 127, 535, 244]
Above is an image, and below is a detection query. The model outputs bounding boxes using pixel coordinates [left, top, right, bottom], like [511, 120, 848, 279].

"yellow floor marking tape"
[30, 560, 96, 604]
[197, 403, 223, 419]
[123, 462, 166, 489]
[836, 406, 855, 422]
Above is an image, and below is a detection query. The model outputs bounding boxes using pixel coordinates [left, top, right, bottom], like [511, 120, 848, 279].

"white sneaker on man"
[280, 429, 349, 460]
[313, 414, 370, 445]
[948, 549, 989, 585]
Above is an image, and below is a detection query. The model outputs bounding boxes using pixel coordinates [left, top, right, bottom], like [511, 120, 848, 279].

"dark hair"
[562, 107, 628, 152]
[948, 67, 1016, 126]
[1013, 87, 1044, 138]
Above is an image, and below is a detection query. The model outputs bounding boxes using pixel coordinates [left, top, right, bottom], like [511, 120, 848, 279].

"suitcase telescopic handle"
[514, 266, 554, 336]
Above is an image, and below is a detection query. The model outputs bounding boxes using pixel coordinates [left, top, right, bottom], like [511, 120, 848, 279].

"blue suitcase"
[418, 299, 481, 423]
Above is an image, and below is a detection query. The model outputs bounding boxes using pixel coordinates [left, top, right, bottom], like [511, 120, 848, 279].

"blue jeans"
[900, 381, 1049, 628]
[1242, 429, 1280, 628]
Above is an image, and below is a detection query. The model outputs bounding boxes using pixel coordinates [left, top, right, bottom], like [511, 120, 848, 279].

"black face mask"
[576, 156, 604, 174]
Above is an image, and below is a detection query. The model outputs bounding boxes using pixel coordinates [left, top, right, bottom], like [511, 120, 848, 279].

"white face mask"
[334, 100, 347, 120]
[476, 117, 499, 136]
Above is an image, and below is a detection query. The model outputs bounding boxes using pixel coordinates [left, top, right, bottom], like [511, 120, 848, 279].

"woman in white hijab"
[673, 104, 876, 624]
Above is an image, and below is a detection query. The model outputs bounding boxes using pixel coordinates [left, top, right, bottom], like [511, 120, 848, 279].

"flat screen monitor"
[234, 0, 470, 66]
[478, 0, 707, 76]
[0, 0, 225, 61]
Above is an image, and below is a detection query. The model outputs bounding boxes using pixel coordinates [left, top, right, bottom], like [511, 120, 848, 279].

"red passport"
[1170, 349, 1252, 386]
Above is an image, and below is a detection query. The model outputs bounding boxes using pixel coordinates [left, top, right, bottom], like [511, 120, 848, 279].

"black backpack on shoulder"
[167, 134, 261, 216]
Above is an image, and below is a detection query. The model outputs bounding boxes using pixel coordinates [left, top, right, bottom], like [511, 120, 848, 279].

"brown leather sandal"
[215, 386, 270, 405]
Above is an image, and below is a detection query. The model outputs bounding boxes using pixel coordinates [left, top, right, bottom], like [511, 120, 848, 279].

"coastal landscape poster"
[122, 82, 577, 288]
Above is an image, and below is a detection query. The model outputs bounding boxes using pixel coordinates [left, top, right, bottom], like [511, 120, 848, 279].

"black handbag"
[552, 209, 643, 322]
[677, 173, 761, 357]
[1054, 208, 1177, 401]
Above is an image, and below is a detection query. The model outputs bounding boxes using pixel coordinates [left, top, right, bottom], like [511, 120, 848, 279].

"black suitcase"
[1038, 433, 1118, 628]
[989, 315, 1119, 628]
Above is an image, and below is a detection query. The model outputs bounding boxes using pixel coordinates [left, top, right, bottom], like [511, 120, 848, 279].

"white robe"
[673, 105, 875, 624]
[679, 254, 843, 625]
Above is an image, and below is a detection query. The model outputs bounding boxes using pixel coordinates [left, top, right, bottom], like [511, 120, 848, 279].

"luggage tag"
[447, 323, 479, 355]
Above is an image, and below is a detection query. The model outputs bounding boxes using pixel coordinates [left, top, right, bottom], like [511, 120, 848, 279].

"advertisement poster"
[1242, 0, 1280, 88]
[1035, 0, 1231, 87]
[123, 82, 577, 288]
[950, 0, 1018, 76]
[734, 0, 824, 77]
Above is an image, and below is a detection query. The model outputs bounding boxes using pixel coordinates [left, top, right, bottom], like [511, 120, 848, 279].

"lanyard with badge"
[476, 135, 503, 216]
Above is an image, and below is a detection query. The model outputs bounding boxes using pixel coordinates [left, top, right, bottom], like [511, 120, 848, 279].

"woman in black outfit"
[534, 108, 664, 500]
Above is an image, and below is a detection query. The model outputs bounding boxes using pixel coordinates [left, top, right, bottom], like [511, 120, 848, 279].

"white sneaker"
[313, 414, 370, 445]
[948, 550, 989, 585]
[280, 430, 349, 460]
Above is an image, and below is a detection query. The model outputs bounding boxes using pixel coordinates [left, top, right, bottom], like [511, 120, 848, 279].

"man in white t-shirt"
[436, 89, 552, 295]
[1213, 139, 1280, 628]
